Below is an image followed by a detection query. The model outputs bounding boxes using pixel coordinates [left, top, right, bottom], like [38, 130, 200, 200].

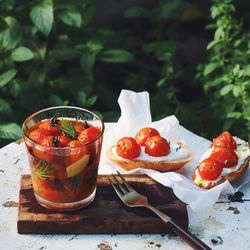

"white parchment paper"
[99, 89, 246, 225]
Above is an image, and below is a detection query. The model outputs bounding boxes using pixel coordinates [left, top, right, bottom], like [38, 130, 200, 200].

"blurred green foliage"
[0, 0, 249, 147]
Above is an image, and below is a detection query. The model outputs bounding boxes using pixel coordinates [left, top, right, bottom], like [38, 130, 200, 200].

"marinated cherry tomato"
[67, 140, 87, 164]
[39, 120, 61, 136]
[29, 128, 51, 142]
[135, 127, 160, 146]
[198, 158, 223, 181]
[212, 131, 237, 150]
[73, 121, 85, 133]
[58, 135, 71, 147]
[210, 147, 238, 168]
[145, 135, 170, 157]
[116, 137, 141, 159]
[77, 127, 99, 144]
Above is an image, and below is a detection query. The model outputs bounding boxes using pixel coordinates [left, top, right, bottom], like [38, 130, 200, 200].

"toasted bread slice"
[107, 142, 192, 172]
[192, 156, 250, 189]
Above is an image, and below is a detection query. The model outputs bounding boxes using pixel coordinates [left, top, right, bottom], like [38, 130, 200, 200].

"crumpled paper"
[99, 89, 244, 225]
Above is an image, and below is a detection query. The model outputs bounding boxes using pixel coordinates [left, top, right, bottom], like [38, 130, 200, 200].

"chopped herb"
[32, 161, 54, 179]
[59, 119, 77, 139]
[71, 175, 81, 192]
[52, 136, 59, 147]
[83, 121, 90, 129]
[176, 145, 181, 152]
[51, 112, 60, 126]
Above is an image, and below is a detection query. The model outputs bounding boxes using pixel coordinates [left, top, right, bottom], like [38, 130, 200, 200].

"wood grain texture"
[18, 175, 188, 234]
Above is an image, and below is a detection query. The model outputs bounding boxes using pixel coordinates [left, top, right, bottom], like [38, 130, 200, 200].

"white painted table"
[1, 142, 250, 250]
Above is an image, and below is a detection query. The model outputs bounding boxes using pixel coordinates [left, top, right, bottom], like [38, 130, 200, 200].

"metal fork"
[109, 171, 211, 250]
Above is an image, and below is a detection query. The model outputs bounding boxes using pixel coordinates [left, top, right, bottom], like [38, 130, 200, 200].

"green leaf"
[86, 96, 97, 107]
[203, 62, 220, 76]
[0, 123, 22, 140]
[75, 91, 87, 106]
[220, 85, 233, 96]
[124, 7, 149, 18]
[58, 9, 81, 28]
[244, 65, 250, 76]
[49, 94, 67, 106]
[82, 5, 95, 26]
[98, 49, 135, 63]
[80, 54, 95, 73]
[59, 120, 77, 139]
[30, 0, 53, 36]
[11, 46, 34, 62]
[227, 112, 242, 119]
[0, 69, 17, 87]
[49, 48, 81, 61]
[157, 77, 167, 87]
[0, 98, 12, 115]
[206, 39, 222, 50]
[233, 64, 240, 76]
[232, 86, 241, 97]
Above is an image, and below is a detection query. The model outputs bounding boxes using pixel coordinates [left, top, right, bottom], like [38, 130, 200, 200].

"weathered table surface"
[1, 142, 250, 250]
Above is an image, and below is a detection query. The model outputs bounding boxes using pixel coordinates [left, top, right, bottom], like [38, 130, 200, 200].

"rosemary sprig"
[32, 161, 54, 180]
[58, 119, 77, 139]
[71, 175, 81, 192]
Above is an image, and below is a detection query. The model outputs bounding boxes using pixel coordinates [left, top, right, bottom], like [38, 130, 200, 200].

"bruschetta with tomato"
[192, 131, 250, 189]
[107, 127, 192, 171]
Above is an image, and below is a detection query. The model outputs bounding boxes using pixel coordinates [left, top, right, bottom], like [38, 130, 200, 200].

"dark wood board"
[18, 174, 188, 234]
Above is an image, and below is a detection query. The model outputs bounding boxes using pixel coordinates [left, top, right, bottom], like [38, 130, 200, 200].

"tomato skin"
[198, 158, 223, 181]
[39, 120, 61, 136]
[212, 131, 237, 150]
[77, 127, 99, 144]
[210, 147, 238, 168]
[73, 121, 85, 133]
[145, 135, 170, 157]
[28, 128, 51, 142]
[58, 135, 71, 147]
[116, 137, 141, 159]
[135, 127, 160, 146]
[66, 140, 87, 164]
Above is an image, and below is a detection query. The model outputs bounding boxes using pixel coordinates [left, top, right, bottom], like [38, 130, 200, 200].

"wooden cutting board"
[18, 174, 188, 234]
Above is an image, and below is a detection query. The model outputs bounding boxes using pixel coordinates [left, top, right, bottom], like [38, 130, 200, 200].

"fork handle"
[146, 204, 211, 250]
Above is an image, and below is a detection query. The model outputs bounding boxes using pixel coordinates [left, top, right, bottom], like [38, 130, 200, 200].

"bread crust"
[107, 142, 192, 172]
[192, 156, 250, 189]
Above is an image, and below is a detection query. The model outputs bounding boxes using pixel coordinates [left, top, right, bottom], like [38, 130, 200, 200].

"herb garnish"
[59, 119, 77, 139]
[83, 121, 90, 129]
[71, 175, 81, 192]
[176, 146, 181, 152]
[52, 136, 59, 147]
[51, 112, 60, 126]
[32, 160, 54, 179]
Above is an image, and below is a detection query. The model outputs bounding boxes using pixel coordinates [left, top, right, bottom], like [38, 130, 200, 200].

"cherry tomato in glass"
[212, 131, 237, 150]
[73, 121, 85, 133]
[67, 140, 87, 164]
[198, 158, 223, 181]
[145, 135, 170, 157]
[39, 120, 61, 136]
[135, 127, 160, 146]
[28, 128, 51, 142]
[58, 135, 71, 147]
[116, 137, 141, 159]
[210, 147, 238, 168]
[77, 127, 99, 144]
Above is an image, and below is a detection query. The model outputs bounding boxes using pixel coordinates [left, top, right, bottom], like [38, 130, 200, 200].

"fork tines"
[109, 171, 132, 195]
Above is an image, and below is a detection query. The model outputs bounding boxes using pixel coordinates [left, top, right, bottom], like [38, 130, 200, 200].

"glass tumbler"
[22, 106, 104, 211]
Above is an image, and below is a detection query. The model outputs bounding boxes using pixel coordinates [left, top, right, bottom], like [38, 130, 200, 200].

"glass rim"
[22, 106, 105, 150]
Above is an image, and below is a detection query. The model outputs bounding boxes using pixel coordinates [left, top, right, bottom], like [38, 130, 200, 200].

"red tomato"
[73, 121, 85, 133]
[28, 128, 51, 142]
[58, 135, 71, 147]
[135, 127, 160, 146]
[145, 135, 170, 157]
[77, 127, 100, 144]
[198, 158, 223, 181]
[39, 120, 61, 136]
[32, 136, 54, 162]
[66, 140, 87, 164]
[212, 131, 237, 150]
[210, 147, 238, 168]
[116, 137, 141, 159]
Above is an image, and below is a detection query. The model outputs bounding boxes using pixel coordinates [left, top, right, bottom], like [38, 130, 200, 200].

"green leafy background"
[0, 0, 249, 147]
